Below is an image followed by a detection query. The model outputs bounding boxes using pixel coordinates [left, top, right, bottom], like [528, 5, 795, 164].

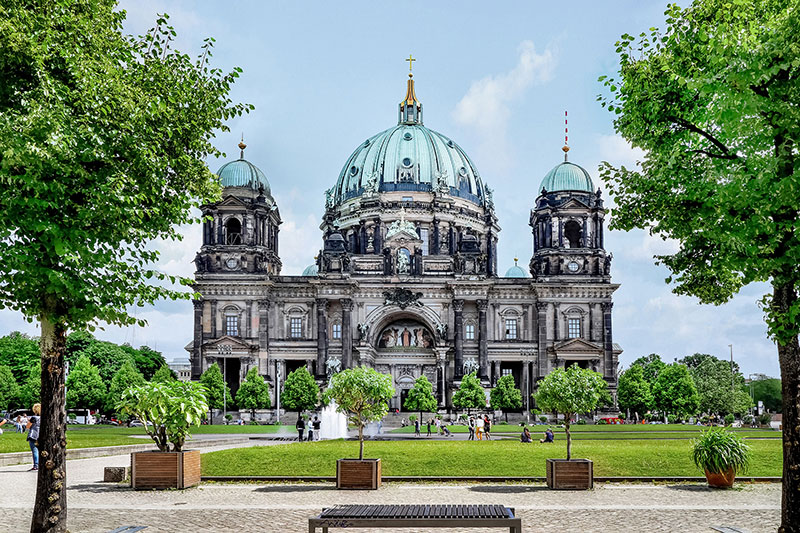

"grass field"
[0, 424, 296, 454]
[201, 439, 783, 477]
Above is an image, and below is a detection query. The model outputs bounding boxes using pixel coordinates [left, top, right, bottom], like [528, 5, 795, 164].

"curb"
[0, 437, 249, 467]
[201, 475, 782, 483]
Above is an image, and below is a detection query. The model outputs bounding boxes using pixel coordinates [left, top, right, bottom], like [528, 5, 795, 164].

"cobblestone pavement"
[0, 444, 782, 533]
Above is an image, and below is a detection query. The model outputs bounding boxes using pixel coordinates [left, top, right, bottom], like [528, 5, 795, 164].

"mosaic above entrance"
[377, 319, 434, 349]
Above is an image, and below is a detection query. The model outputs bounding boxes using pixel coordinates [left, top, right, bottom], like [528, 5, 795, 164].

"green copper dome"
[301, 263, 318, 276]
[504, 259, 529, 278]
[217, 158, 271, 195]
[539, 161, 594, 193]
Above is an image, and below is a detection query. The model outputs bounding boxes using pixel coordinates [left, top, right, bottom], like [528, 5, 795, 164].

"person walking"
[296, 415, 305, 441]
[435, 417, 442, 435]
[27, 404, 40, 471]
[468, 416, 476, 441]
[414, 417, 421, 437]
[484, 415, 492, 440]
[476, 416, 484, 440]
[307, 418, 314, 441]
[312, 416, 321, 441]
[426, 418, 432, 437]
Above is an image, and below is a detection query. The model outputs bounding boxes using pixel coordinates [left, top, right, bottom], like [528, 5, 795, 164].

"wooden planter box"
[546, 458, 593, 490]
[336, 458, 381, 490]
[131, 450, 201, 490]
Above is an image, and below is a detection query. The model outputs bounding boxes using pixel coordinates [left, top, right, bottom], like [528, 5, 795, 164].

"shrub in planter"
[535, 366, 606, 490]
[324, 366, 394, 489]
[596, 418, 607, 425]
[724, 413, 735, 426]
[118, 381, 208, 489]
[742, 414, 754, 426]
[691, 428, 750, 488]
[539, 415, 548, 424]
[759, 412, 772, 427]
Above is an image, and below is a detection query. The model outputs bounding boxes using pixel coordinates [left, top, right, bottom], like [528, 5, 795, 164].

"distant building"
[187, 69, 622, 411]
[168, 358, 191, 382]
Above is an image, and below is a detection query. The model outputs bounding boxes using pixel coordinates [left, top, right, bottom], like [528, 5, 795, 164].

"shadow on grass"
[468, 485, 549, 494]
[253, 485, 335, 493]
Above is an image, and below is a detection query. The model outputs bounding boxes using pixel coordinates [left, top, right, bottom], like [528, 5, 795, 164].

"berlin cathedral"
[188, 67, 622, 412]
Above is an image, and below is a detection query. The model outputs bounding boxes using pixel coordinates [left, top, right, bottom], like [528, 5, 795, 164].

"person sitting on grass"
[540, 427, 554, 443]
[520, 426, 532, 443]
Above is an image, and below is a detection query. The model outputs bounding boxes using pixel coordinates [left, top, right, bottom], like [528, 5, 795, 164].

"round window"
[350, 166, 359, 176]
[403, 132, 412, 141]
[458, 167, 467, 177]
[402, 157, 412, 168]
[567, 261, 580, 273]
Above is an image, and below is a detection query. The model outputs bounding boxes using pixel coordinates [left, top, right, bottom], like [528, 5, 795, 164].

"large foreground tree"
[0, 2, 249, 531]
[599, 1, 800, 528]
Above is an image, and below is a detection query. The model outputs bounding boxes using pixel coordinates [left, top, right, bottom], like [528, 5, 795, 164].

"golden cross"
[406, 54, 416, 73]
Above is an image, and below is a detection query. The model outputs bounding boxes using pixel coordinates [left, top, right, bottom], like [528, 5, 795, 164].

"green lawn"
[0, 424, 295, 454]
[201, 439, 782, 477]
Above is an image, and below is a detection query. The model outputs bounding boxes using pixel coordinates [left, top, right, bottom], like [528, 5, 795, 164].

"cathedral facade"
[188, 72, 621, 412]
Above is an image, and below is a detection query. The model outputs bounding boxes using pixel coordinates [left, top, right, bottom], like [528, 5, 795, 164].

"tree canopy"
[324, 366, 394, 460]
[151, 364, 177, 383]
[65, 355, 106, 411]
[452, 372, 486, 414]
[0, 332, 40, 382]
[751, 377, 782, 413]
[682, 353, 751, 416]
[281, 367, 319, 413]
[489, 374, 523, 422]
[652, 363, 700, 418]
[0, 365, 19, 411]
[617, 364, 653, 420]
[629, 354, 666, 386]
[600, 3, 800, 523]
[403, 375, 438, 419]
[106, 359, 145, 414]
[236, 367, 271, 419]
[200, 363, 233, 413]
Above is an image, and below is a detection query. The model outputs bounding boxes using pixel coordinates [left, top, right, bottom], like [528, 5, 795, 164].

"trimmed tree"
[17, 363, 41, 408]
[236, 367, 271, 420]
[151, 365, 176, 383]
[65, 355, 106, 411]
[200, 363, 233, 420]
[0, 332, 40, 383]
[490, 374, 523, 422]
[0, 365, 20, 411]
[324, 366, 394, 460]
[629, 353, 666, 387]
[0, 2, 248, 529]
[600, 1, 800, 525]
[403, 375, 438, 422]
[652, 364, 700, 419]
[106, 360, 146, 415]
[535, 366, 607, 460]
[617, 365, 653, 421]
[281, 366, 320, 422]
[452, 372, 486, 416]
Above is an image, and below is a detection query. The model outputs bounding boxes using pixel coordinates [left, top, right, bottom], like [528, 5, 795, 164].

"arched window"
[564, 220, 581, 249]
[225, 218, 242, 245]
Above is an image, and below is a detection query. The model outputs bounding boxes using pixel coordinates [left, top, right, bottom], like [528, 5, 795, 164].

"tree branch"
[688, 149, 738, 160]
[671, 117, 737, 159]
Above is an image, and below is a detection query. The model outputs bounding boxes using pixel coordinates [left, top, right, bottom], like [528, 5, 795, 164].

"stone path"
[0, 442, 782, 532]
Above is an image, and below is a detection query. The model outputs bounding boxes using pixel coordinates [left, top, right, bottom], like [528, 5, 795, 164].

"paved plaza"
[0, 441, 782, 533]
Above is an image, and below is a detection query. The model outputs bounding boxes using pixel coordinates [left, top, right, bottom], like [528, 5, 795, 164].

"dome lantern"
[399, 55, 423, 125]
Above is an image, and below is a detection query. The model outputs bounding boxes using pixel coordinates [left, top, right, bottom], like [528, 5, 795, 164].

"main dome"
[539, 161, 594, 193]
[330, 75, 487, 208]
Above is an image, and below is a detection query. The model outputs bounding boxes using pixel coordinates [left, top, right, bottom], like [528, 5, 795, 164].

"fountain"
[319, 400, 348, 440]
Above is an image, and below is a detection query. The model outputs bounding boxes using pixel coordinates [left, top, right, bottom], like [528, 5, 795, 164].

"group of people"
[466, 415, 493, 440]
[520, 426, 554, 444]
[0, 403, 41, 470]
[296, 415, 321, 441]
[413, 417, 452, 437]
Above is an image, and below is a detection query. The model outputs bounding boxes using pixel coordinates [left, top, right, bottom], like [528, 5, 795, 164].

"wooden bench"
[309, 504, 521, 532]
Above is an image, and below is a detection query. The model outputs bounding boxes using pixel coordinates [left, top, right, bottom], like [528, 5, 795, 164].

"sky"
[0, 1, 779, 378]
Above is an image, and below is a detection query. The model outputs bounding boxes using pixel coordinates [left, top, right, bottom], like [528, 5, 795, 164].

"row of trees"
[617, 353, 757, 420]
[0, 331, 170, 412]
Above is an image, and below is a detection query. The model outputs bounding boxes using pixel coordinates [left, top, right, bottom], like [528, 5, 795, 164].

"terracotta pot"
[704, 467, 736, 488]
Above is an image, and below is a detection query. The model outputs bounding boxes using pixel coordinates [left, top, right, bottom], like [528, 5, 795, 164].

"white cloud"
[596, 133, 645, 170]
[453, 40, 556, 167]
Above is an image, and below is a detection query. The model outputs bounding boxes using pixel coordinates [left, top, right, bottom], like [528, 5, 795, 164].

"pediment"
[202, 335, 258, 353]
[559, 198, 591, 210]
[385, 230, 421, 244]
[217, 195, 249, 208]
[553, 338, 603, 354]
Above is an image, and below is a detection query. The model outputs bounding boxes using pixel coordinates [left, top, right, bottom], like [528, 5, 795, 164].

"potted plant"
[324, 366, 394, 489]
[534, 365, 607, 490]
[691, 428, 750, 488]
[117, 380, 208, 489]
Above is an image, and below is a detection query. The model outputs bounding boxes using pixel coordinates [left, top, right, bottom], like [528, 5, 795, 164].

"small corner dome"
[301, 263, 318, 276]
[216, 158, 272, 197]
[504, 264, 530, 278]
[539, 161, 594, 194]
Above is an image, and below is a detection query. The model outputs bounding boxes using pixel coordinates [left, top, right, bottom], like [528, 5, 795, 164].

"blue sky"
[0, 1, 779, 377]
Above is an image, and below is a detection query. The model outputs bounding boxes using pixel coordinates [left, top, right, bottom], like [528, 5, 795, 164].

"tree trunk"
[31, 313, 68, 533]
[774, 281, 800, 533]
[565, 416, 572, 461]
[505, 411, 508, 423]
[358, 423, 364, 460]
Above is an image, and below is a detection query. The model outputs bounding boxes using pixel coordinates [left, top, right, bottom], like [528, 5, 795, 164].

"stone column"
[536, 302, 548, 378]
[258, 299, 270, 351]
[492, 360, 501, 386]
[522, 360, 530, 414]
[217, 214, 224, 244]
[210, 300, 217, 338]
[191, 300, 204, 380]
[432, 218, 440, 255]
[341, 299, 353, 369]
[373, 218, 382, 255]
[477, 299, 489, 379]
[245, 301, 252, 338]
[316, 298, 328, 378]
[602, 302, 614, 379]
[453, 299, 464, 378]
[438, 350, 448, 407]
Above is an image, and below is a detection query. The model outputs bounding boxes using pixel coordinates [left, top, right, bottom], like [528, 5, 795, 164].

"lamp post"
[521, 349, 535, 425]
[276, 361, 282, 425]
[222, 356, 227, 423]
